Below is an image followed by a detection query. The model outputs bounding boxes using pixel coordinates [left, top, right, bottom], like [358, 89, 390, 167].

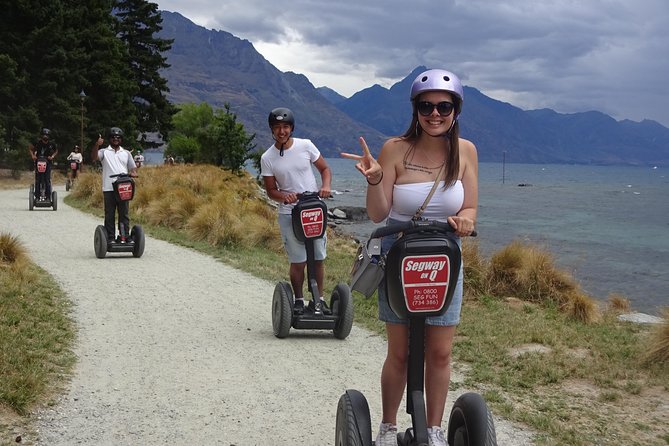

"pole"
[502, 150, 506, 184]
[79, 90, 86, 151]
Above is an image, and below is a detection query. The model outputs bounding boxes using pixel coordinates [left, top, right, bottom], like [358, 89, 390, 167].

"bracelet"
[366, 171, 383, 186]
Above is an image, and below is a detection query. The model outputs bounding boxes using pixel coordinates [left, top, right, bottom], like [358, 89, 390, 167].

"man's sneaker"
[307, 299, 332, 315]
[427, 426, 448, 446]
[293, 299, 305, 315]
[375, 422, 398, 446]
[320, 299, 332, 315]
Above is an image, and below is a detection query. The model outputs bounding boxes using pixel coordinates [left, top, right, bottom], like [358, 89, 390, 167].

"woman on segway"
[260, 107, 333, 315]
[342, 69, 478, 446]
[66, 145, 83, 186]
[91, 127, 138, 243]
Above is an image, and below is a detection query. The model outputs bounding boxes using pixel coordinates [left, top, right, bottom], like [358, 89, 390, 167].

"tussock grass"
[71, 165, 283, 252]
[608, 292, 632, 313]
[643, 308, 669, 366]
[486, 240, 599, 323]
[0, 234, 75, 418]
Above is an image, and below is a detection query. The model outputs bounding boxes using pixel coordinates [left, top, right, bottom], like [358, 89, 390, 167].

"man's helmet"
[110, 127, 124, 138]
[410, 69, 464, 117]
[40, 128, 51, 137]
[268, 108, 295, 129]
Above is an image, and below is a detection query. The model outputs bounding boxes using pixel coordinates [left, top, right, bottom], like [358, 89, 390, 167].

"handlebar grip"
[370, 219, 477, 239]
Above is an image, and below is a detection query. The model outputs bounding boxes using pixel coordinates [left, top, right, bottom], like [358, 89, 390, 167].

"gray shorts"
[377, 221, 463, 327]
[278, 213, 327, 263]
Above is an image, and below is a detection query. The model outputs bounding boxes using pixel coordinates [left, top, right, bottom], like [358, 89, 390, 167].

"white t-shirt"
[260, 138, 321, 215]
[67, 152, 83, 163]
[98, 146, 136, 192]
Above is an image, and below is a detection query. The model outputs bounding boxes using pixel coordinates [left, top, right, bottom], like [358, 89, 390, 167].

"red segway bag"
[113, 175, 135, 201]
[291, 193, 327, 242]
[36, 158, 47, 173]
[384, 229, 461, 319]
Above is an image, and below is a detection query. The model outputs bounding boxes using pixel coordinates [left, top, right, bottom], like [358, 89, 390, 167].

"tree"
[0, 0, 137, 167]
[114, 0, 175, 148]
[211, 104, 256, 173]
[169, 102, 255, 172]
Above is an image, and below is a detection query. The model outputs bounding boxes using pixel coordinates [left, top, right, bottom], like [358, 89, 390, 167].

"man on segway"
[260, 107, 333, 315]
[91, 127, 137, 243]
[28, 128, 58, 201]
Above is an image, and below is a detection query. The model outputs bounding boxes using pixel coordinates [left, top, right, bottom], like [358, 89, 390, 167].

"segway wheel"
[331, 283, 353, 340]
[66, 179, 70, 191]
[51, 191, 57, 210]
[272, 281, 293, 338]
[335, 390, 373, 446]
[29, 185, 34, 211]
[447, 392, 497, 446]
[94, 225, 108, 259]
[131, 225, 145, 258]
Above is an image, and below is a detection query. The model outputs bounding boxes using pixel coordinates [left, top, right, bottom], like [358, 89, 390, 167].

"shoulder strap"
[413, 163, 445, 220]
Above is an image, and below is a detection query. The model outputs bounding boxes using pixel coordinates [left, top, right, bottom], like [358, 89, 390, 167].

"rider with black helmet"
[91, 127, 138, 241]
[260, 107, 333, 314]
[28, 128, 58, 201]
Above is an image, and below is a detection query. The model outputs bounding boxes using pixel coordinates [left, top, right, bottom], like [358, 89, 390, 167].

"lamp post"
[79, 89, 86, 151]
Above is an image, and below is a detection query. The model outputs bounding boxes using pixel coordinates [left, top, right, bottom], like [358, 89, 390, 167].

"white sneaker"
[427, 426, 448, 446]
[375, 422, 398, 446]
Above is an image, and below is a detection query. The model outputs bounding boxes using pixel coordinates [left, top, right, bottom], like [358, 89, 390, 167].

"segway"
[335, 219, 496, 446]
[93, 173, 145, 259]
[272, 192, 354, 339]
[29, 157, 57, 211]
[65, 160, 81, 191]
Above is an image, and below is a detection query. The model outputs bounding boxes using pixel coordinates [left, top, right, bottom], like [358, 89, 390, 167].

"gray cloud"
[157, 0, 669, 126]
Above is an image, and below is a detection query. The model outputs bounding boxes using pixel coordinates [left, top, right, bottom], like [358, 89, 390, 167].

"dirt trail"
[0, 186, 534, 445]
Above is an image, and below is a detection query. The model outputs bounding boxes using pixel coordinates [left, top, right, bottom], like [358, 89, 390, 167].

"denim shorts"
[278, 213, 327, 263]
[377, 219, 463, 327]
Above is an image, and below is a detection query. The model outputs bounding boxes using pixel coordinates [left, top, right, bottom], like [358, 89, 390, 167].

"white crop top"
[388, 180, 464, 222]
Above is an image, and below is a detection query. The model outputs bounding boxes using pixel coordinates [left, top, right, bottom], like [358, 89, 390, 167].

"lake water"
[145, 151, 668, 315]
[323, 158, 668, 316]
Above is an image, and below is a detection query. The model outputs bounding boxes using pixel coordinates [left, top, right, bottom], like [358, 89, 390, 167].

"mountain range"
[158, 11, 669, 166]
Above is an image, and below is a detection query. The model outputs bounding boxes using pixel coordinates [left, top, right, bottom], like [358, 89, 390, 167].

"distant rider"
[134, 150, 145, 168]
[91, 127, 137, 242]
[28, 128, 58, 200]
[67, 145, 83, 183]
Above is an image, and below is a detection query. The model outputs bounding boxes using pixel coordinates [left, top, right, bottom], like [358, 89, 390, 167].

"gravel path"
[1, 186, 535, 445]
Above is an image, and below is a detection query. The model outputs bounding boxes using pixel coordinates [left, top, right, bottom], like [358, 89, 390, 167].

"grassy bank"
[0, 233, 76, 445]
[2, 165, 668, 445]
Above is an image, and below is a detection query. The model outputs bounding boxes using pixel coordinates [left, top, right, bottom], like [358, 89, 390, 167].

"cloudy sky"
[155, 0, 669, 127]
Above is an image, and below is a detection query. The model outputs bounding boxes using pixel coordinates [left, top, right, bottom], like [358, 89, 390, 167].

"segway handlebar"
[283, 191, 331, 204]
[109, 173, 137, 179]
[370, 219, 477, 239]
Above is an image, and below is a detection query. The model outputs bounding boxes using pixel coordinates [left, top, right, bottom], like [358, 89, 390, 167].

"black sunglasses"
[111, 135, 121, 139]
[416, 101, 455, 117]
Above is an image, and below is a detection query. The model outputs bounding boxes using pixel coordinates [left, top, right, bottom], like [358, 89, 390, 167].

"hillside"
[158, 11, 669, 165]
[158, 11, 387, 155]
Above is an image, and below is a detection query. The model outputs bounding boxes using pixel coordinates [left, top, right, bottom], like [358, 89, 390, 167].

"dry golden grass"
[0, 233, 32, 283]
[608, 292, 632, 313]
[643, 308, 669, 365]
[70, 165, 284, 253]
[486, 240, 600, 322]
[461, 239, 490, 299]
[0, 232, 27, 265]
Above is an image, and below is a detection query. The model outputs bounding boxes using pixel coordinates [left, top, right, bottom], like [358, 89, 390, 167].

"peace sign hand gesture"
[341, 137, 383, 185]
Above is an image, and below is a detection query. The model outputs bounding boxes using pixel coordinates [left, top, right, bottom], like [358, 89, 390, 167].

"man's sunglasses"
[111, 135, 121, 139]
[416, 101, 455, 117]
